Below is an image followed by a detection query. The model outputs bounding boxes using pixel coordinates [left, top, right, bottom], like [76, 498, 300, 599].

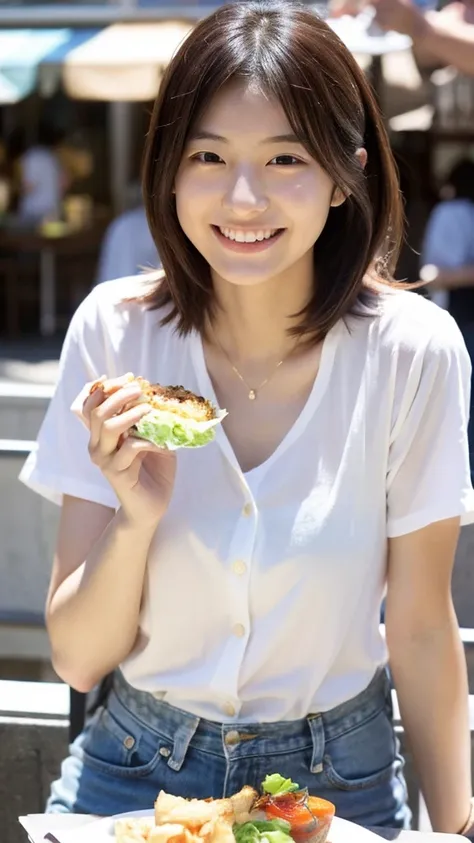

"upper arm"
[386, 311, 474, 538]
[47, 495, 115, 608]
[386, 518, 460, 638]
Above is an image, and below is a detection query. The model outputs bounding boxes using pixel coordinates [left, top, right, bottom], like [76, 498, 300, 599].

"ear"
[356, 147, 368, 169]
[330, 186, 346, 208]
[330, 147, 368, 207]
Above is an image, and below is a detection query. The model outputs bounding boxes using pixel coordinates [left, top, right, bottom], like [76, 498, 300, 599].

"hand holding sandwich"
[82, 374, 177, 528]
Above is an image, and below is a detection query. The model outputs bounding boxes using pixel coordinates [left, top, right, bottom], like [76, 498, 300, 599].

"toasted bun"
[89, 375, 217, 423]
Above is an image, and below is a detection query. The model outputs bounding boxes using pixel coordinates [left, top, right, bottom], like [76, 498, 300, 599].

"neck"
[208, 254, 313, 363]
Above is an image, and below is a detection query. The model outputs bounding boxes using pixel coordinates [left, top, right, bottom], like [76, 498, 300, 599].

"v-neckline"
[190, 320, 341, 483]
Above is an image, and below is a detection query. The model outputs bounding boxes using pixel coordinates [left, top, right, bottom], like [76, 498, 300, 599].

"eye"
[191, 151, 225, 164]
[268, 154, 302, 166]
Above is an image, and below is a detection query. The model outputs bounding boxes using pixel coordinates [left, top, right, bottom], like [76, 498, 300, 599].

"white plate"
[57, 809, 155, 842]
[41, 813, 387, 843]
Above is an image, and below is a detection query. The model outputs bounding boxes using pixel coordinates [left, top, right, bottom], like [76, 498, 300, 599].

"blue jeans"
[47, 668, 410, 828]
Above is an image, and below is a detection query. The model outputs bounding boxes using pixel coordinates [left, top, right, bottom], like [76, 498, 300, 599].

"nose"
[222, 170, 269, 217]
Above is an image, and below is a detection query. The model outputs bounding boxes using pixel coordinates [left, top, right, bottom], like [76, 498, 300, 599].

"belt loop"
[307, 715, 325, 774]
[168, 715, 200, 771]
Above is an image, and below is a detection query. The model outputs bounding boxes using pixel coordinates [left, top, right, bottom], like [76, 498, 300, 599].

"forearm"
[47, 509, 158, 691]
[388, 610, 471, 833]
[414, 13, 474, 76]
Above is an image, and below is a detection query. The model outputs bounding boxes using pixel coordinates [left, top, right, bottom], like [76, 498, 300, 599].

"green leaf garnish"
[233, 820, 293, 843]
[261, 774, 300, 796]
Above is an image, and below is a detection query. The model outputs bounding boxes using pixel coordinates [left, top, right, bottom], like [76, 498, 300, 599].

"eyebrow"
[188, 131, 303, 145]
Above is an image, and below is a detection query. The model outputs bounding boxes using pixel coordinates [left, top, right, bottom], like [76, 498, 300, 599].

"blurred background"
[1, 3, 474, 837]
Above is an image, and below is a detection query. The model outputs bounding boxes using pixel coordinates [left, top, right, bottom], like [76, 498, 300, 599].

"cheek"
[278, 174, 333, 218]
[175, 172, 218, 235]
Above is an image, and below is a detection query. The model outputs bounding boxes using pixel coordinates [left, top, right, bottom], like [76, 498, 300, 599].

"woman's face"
[175, 81, 344, 289]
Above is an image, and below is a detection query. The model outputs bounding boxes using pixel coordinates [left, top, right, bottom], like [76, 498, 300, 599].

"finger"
[82, 382, 108, 423]
[110, 436, 165, 472]
[90, 403, 152, 459]
[83, 372, 136, 414]
[100, 372, 136, 394]
[89, 384, 144, 449]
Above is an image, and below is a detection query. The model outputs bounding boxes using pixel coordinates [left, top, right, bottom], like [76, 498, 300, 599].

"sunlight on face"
[175, 81, 342, 289]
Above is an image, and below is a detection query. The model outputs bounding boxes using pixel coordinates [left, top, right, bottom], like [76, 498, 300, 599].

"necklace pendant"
[248, 389, 256, 400]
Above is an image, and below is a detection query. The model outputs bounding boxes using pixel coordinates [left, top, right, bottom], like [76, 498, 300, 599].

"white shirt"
[95, 207, 159, 285]
[20, 277, 474, 723]
[18, 147, 63, 221]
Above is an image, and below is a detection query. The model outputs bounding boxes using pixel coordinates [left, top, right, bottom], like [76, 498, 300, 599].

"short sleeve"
[19, 289, 119, 509]
[386, 313, 474, 537]
[421, 202, 473, 269]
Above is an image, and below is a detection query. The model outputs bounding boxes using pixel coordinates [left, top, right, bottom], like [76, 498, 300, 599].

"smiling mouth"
[211, 225, 285, 252]
[216, 226, 283, 243]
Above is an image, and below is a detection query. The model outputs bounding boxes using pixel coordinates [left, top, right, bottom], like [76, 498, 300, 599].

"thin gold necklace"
[212, 329, 292, 401]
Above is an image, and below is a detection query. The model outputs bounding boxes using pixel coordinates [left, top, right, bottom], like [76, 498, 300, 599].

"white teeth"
[218, 227, 278, 242]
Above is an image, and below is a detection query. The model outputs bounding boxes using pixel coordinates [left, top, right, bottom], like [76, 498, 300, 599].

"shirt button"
[223, 701, 236, 717]
[242, 502, 253, 517]
[233, 623, 246, 638]
[232, 559, 247, 576]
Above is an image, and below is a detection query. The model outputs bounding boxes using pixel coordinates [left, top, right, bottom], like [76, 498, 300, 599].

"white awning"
[62, 21, 193, 101]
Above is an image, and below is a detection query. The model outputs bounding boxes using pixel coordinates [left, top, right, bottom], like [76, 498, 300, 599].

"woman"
[20, 0, 474, 832]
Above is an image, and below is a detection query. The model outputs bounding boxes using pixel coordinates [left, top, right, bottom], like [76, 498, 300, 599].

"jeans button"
[123, 736, 135, 750]
[225, 730, 240, 746]
[160, 746, 171, 758]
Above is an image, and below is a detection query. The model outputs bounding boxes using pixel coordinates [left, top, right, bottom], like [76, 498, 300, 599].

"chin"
[213, 268, 283, 288]
[206, 254, 288, 287]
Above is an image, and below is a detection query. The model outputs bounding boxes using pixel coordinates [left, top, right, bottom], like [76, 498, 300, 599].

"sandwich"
[88, 375, 226, 450]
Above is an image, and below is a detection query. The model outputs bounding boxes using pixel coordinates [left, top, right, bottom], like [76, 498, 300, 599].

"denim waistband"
[108, 668, 391, 774]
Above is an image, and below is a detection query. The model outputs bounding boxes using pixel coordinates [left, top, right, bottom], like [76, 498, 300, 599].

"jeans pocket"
[323, 705, 397, 792]
[77, 701, 169, 779]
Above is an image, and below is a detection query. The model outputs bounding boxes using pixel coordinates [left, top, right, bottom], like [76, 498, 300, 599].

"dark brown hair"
[140, 0, 404, 342]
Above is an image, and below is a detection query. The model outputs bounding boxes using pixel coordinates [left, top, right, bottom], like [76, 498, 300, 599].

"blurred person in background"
[420, 157, 474, 477]
[95, 181, 159, 284]
[8, 123, 68, 224]
[330, 0, 474, 76]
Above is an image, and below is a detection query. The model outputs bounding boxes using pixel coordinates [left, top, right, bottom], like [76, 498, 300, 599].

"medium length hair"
[139, 0, 404, 342]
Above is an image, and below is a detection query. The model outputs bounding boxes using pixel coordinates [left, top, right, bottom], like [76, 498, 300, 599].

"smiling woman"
[140, 1, 402, 341]
[19, 0, 474, 832]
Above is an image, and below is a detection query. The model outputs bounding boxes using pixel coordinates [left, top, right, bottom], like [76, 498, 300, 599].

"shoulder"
[347, 288, 466, 370]
[372, 289, 468, 375]
[70, 271, 166, 340]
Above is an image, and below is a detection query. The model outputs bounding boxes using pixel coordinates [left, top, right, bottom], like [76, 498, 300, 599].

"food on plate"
[261, 775, 300, 796]
[115, 816, 156, 842]
[88, 375, 227, 450]
[256, 777, 335, 843]
[233, 818, 294, 843]
[114, 774, 335, 843]
[154, 786, 258, 828]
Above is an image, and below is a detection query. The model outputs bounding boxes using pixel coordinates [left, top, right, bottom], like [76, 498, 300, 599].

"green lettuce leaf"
[234, 820, 293, 843]
[131, 406, 226, 450]
[261, 774, 300, 796]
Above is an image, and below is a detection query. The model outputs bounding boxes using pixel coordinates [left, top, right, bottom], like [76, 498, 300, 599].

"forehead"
[194, 80, 293, 138]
